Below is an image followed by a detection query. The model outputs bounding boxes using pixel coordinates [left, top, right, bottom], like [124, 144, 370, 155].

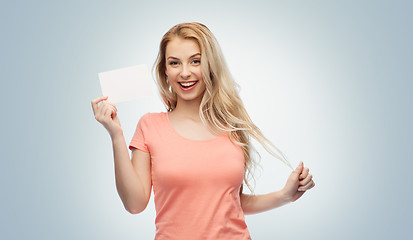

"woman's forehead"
[165, 38, 200, 59]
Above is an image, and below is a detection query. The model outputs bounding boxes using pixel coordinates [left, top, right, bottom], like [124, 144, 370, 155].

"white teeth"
[181, 82, 196, 87]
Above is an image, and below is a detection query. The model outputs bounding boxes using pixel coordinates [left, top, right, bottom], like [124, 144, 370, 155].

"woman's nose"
[180, 65, 191, 79]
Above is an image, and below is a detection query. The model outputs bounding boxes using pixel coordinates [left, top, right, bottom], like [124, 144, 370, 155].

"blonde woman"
[91, 22, 315, 239]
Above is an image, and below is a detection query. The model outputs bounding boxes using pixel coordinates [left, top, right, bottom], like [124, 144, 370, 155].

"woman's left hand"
[281, 161, 315, 203]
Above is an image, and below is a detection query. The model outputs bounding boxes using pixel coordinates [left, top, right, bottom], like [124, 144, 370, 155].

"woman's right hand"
[91, 96, 123, 138]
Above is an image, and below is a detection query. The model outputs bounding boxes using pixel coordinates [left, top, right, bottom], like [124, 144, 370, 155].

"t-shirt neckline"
[164, 112, 226, 143]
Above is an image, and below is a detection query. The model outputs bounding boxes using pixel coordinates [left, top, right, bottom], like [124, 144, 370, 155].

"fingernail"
[299, 161, 302, 165]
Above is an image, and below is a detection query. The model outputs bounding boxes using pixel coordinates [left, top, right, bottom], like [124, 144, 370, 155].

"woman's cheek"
[166, 69, 178, 82]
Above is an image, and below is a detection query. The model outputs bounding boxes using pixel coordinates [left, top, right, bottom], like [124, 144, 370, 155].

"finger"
[91, 95, 108, 109]
[308, 181, 315, 190]
[293, 161, 303, 175]
[105, 101, 118, 112]
[294, 161, 303, 174]
[299, 167, 309, 180]
[111, 106, 118, 118]
[95, 101, 107, 121]
[299, 180, 314, 191]
[96, 101, 110, 117]
[289, 161, 303, 183]
[111, 105, 117, 115]
[105, 106, 117, 118]
[103, 107, 114, 119]
[307, 181, 315, 190]
[299, 174, 313, 186]
[91, 96, 108, 114]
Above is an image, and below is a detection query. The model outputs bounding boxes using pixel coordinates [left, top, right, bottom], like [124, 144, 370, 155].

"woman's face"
[165, 37, 205, 104]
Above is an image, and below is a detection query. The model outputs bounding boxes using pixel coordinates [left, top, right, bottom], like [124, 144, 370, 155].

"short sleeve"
[128, 113, 150, 152]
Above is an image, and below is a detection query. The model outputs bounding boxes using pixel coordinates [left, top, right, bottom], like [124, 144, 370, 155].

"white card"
[98, 64, 154, 104]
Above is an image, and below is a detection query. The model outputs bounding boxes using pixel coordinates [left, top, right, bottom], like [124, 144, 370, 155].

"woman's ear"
[165, 68, 169, 79]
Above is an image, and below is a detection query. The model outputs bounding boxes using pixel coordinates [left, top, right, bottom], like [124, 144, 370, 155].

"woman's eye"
[169, 61, 179, 66]
[192, 60, 201, 64]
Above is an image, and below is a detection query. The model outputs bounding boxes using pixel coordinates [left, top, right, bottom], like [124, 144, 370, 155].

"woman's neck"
[173, 97, 202, 121]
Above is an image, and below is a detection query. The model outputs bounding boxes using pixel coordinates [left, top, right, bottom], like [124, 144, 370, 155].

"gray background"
[1, 0, 412, 239]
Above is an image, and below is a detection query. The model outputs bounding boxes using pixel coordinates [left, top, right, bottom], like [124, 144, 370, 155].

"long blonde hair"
[154, 22, 292, 192]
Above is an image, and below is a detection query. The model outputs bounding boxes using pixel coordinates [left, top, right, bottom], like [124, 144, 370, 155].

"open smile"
[178, 81, 198, 91]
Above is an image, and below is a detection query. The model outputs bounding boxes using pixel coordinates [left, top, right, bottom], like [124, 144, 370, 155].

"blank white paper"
[98, 64, 154, 104]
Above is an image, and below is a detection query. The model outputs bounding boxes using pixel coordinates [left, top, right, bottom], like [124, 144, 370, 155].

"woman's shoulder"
[141, 111, 166, 119]
[139, 111, 167, 125]
[135, 112, 167, 133]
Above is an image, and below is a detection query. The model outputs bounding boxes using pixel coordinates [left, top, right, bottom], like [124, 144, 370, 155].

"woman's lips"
[178, 81, 198, 91]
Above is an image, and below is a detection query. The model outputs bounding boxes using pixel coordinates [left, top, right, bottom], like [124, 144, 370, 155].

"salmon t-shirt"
[129, 112, 251, 240]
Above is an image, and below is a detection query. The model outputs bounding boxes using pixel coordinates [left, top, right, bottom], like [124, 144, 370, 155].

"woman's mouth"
[178, 81, 198, 91]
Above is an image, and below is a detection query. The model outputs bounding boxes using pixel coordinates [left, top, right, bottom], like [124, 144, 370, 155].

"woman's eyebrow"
[167, 53, 201, 60]
[189, 53, 201, 58]
[167, 56, 179, 60]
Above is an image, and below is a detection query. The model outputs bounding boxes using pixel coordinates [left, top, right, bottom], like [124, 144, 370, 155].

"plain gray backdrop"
[1, 0, 412, 239]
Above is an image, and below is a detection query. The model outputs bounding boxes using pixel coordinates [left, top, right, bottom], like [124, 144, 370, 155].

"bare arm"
[112, 133, 152, 214]
[240, 162, 315, 215]
[91, 96, 151, 214]
[240, 191, 290, 215]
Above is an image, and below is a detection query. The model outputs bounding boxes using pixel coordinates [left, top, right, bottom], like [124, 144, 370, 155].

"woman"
[91, 22, 315, 239]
